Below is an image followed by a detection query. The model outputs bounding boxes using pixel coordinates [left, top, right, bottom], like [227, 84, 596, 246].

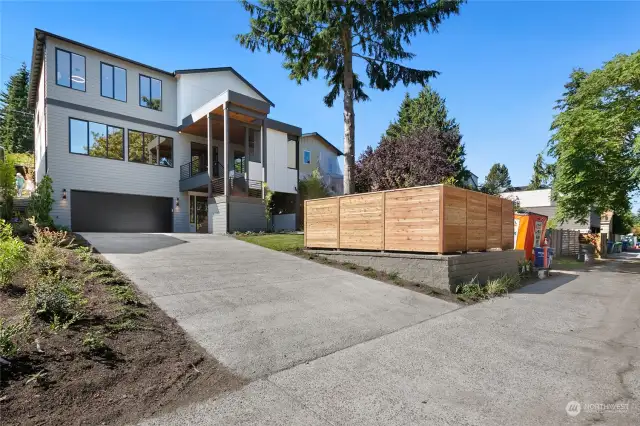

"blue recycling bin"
[622, 241, 629, 251]
[534, 247, 554, 268]
[607, 241, 614, 253]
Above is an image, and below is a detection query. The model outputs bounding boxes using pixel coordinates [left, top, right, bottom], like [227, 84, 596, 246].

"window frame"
[127, 129, 174, 168]
[55, 48, 86, 92]
[68, 117, 124, 161]
[303, 150, 311, 165]
[100, 62, 127, 102]
[138, 74, 162, 111]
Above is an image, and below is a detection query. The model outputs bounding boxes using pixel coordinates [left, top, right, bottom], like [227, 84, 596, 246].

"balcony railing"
[211, 176, 263, 199]
[179, 160, 224, 180]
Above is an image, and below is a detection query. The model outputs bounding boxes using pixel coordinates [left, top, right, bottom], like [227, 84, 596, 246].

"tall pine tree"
[0, 63, 33, 153]
[385, 85, 469, 186]
[482, 163, 512, 195]
[237, 1, 464, 194]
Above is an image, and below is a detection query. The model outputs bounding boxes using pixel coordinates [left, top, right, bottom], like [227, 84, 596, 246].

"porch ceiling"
[179, 89, 269, 138]
[182, 113, 249, 140]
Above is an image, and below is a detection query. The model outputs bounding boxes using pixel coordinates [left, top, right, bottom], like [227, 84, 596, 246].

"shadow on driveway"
[79, 233, 187, 254]
[516, 272, 578, 294]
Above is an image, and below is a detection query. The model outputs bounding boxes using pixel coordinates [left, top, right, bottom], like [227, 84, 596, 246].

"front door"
[195, 196, 208, 233]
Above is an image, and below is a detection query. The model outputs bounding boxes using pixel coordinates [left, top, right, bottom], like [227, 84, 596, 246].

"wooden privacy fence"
[304, 184, 514, 254]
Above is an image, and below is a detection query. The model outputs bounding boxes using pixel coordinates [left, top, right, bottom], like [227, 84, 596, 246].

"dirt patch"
[0, 242, 246, 426]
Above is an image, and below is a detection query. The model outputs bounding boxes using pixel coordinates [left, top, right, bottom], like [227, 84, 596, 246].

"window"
[69, 118, 124, 160]
[128, 130, 173, 167]
[303, 150, 311, 164]
[101, 63, 127, 101]
[56, 49, 85, 91]
[139, 75, 162, 110]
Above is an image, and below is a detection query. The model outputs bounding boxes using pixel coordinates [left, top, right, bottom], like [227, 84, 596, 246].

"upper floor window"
[69, 118, 124, 160]
[101, 63, 127, 102]
[303, 150, 311, 164]
[56, 49, 85, 91]
[139, 75, 162, 110]
[128, 130, 173, 167]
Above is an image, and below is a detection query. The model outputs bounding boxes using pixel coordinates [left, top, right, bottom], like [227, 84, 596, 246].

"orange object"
[513, 212, 549, 261]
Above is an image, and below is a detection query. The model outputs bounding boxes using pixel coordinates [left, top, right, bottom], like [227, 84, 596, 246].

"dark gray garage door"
[71, 190, 172, 233]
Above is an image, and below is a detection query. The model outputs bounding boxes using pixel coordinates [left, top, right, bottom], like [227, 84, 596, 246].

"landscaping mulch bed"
[0, 243, 246, 426]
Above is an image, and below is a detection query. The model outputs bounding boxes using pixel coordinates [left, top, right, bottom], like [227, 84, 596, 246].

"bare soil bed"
[0, 241, 245, 426]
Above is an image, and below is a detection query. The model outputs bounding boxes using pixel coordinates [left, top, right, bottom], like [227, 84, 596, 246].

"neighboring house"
[28, 29, 301, 234]
[299, 132, 343, 195]
[500, 188, 601, 232]
[464, 172, 479, 190]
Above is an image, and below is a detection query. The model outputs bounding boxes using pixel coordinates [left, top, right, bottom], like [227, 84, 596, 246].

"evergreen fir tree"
[0, 63, 33, 153]
[385, 86, 470, 186]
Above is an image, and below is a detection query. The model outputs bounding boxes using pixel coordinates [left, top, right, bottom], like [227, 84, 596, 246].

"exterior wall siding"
[45, 103, 190, 232]
[229, 198, 267, 232]
[299, 135, 341, 178]
[266, 128, 297, 194]
[35, 57, 47, 182]
[177, 71, 266, 124]
[45, 38, 177, 128]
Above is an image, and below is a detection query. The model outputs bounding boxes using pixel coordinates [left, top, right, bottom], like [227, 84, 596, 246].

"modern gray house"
[28, 29, 301, 234]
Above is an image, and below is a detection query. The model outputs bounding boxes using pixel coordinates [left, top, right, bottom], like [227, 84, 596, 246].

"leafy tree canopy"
[0, 64, 33, 153]
[237, 0, 464, 194]
[299, 168, 330, 200]
[481, 163, 512, 195]
[549, 51, 640, 224]
[385, 85, 470, 186]
[355, 127, 458, 192]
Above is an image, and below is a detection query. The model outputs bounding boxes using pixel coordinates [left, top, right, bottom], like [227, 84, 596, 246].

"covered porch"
[178, 90, 271, 234]
[178, 90, 270, 201]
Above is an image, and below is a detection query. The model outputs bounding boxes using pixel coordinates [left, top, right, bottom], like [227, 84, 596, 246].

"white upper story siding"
[176, 71, 269, 125]
[45, 37, 177, 127]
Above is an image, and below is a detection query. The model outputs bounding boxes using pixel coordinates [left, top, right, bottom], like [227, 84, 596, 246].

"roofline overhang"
[301, 132, 343, 156]
[178, 90, 271, 131]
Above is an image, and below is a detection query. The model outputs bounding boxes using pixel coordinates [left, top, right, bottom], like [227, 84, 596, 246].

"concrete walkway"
[82, 234, 640, 425]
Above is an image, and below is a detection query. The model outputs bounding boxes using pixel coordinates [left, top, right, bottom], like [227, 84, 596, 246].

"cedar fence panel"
[305, 184, 514, 254]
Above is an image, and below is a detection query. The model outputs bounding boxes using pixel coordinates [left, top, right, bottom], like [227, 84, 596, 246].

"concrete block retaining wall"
[308, 250, 525, 293]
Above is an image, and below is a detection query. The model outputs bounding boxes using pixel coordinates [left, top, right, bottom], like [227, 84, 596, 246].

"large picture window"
[139, 75, 162, 110]
[101, 63, 127, 102]
[128, 130, 173, 167]
[69, 118, 124, 160]
[56, 49, 85, 91]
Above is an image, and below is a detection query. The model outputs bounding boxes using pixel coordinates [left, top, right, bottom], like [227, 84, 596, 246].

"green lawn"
[552, 256, 585, 269]
[235, 233, 304, 252]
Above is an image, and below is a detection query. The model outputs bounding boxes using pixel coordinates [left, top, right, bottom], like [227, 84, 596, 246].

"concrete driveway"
[82, 233, 640, 425]
[80, 233, 458, 378]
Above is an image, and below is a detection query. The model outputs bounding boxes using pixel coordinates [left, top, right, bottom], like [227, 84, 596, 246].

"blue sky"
[1, 1, 639, 210]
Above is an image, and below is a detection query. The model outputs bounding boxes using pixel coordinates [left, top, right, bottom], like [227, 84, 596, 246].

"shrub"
[27, 175, 54, 227]
[26, 273, 86, 329]
[29, 217, 73, 248]
[0, 219, 27, 289]
[108, 285, 140, 306]
[82, 330, 107, 353]
[11, 218, 33, 237]
[456, 277, 485, 300]
[0, 318, 22, 357]
[0, 157, 16, 221]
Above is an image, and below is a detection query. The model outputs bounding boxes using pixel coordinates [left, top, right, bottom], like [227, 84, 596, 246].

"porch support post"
[244, 126, 250, 196]
[207, 112, 213, 198]
[261, 120, 266, 199]
[223, 102, 230, 197]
